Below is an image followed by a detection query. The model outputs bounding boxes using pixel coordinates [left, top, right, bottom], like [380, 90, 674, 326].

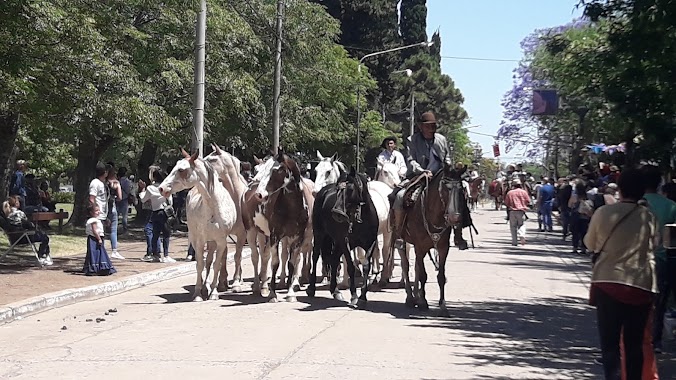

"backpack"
[576, 199, 594, 218]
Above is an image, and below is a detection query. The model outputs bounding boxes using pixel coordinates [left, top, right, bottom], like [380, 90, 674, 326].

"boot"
[392, 208, 405, 249]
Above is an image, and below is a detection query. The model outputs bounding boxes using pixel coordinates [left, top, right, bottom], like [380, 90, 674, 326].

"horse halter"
[438, 177, 463, 227]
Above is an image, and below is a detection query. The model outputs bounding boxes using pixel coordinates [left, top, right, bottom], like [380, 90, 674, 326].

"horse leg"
[248, 230, 262, 296]
[415, 249, 429, 310]
[300, 235, 312, 285]
[192, 239, 206, 301]
[291, 243, 302, 291]
[401, 243, 415, 307]
[357, 241, 376, 308]
[377, 230, 392, 288]
[279, 239, 289, 289]
[231, 231, 245, 292]
[331, 248, 344, 302]
[306, 235, 323, 297]
[338, 254, 349, 290]
[268, 241, 280, 303]
[346, 248, 359, 308]
[285, 244, 300, 302]
[209, 240, 227, 300]
[260, 239, 272, 298]
[437, 241, 450, 317]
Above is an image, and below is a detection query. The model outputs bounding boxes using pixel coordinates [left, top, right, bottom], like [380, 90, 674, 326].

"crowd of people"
[503, 161, 676, 378]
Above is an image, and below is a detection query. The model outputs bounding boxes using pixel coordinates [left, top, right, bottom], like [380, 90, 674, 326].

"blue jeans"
[116, 200, 129, 231]
[107, 205, 118, 250]
[150, 210, 170, 256]
[144, 220, 164, 255]
[539, 201, 553, 230]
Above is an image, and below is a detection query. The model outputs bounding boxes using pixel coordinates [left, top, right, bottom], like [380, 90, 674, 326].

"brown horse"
[468, 177, 484, 210]
[488, 179, 504, 210]
[395, 164, 470, 315]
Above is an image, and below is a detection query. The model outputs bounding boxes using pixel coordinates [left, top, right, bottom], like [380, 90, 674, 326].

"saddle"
[386, 173, 430, 209]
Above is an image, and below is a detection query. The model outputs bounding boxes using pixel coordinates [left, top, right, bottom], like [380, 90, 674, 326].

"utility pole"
[191, 0, 207, 158]
[409, 92, 415, 138]
[272, 0, 284, 155]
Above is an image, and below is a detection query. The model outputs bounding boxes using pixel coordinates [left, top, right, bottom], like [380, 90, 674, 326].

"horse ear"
[316, 150, 324, 160]
[189, 151, 199, 165]
[212, 144, 223, 155]
[330, 153, 337, 163]
[180, 147, 191, 160]
[253, 155, 262, 165]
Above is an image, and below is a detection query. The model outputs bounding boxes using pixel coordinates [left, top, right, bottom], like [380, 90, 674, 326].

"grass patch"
[0, 233, 87, 258]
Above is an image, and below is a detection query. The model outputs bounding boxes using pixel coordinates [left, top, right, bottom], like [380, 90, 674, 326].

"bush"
[52, 191, 75, 204]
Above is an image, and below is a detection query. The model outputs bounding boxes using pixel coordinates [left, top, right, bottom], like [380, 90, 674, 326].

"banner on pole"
[532, 89, 559, 115]
[492, 143, 500, 157]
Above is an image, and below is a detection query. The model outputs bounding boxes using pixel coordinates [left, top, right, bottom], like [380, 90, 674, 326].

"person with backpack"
[569, 181, 594, 255]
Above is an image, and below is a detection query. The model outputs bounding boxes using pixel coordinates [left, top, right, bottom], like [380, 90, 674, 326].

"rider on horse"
[377, 136, 407, 180]
[390, 111, 469, 250]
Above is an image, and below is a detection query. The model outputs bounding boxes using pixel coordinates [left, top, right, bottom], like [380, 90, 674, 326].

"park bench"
[30, 210, 69, 233]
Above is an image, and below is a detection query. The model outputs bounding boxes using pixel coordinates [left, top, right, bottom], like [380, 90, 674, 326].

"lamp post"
[392, 69, 414, 142]
[355, 41, 433, 172]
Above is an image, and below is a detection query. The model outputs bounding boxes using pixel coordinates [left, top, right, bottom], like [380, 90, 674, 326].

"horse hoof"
[405, 297, 416, 308]
[209, 293, 219, 301]
[293, 284, 301, 292]
[268, 296, 279, 303]
[285, 295, 297, 303]
[232, 285, 242, 293]
[306, 286, 316, 298]
[260, 288, 270, 298]
[333, 292, 345, 302]
[192, 296, 204, 302]
[217, 286, 228, 293]
[252, 285, 261, 296]
[417, 301, 429, 311]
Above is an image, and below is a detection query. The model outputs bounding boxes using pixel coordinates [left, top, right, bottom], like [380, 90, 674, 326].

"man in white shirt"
[377, 136, 407, 179]
[138, 170, 175, 263]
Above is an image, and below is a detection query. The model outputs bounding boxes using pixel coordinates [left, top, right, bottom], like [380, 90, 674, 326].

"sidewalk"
[0, 231, 248, 324]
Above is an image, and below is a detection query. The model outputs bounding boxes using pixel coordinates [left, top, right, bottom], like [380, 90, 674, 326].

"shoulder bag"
[591, 204, 639, 265]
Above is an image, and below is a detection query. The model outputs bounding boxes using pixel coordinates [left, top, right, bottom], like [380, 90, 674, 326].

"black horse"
[306, 167, 379, 308]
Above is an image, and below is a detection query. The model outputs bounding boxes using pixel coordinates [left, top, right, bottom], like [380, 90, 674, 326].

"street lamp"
[355, 41, 433, 172]
[391, 68, 415, 142]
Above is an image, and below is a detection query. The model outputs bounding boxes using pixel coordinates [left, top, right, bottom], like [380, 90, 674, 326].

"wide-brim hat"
[380, 136, 397, 149]
[418, 111, 437, 124]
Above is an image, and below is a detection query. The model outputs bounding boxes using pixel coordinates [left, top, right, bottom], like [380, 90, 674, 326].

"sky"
[426, 0, 582, 162]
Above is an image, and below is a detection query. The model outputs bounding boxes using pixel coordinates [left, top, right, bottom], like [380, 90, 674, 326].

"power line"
[440, 55, 519, 63]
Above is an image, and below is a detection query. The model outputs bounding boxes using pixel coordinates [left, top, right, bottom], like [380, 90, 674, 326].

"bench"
[30, 210, 69, 233]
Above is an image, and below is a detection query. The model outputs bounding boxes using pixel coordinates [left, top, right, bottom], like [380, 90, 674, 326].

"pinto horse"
[253, 148, 309, 302]
[395, 164, 470, 315]
[307, 167, 379, 308]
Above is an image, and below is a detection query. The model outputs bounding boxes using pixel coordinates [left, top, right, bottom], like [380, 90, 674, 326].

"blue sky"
[426, 0, 582, 161]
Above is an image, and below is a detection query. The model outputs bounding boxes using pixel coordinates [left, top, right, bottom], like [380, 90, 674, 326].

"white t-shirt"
[377, 150, 407, 178]
[88, 178, 108, 220]
[86, 217, 104, 237]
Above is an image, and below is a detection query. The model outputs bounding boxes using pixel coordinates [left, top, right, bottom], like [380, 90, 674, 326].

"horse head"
[254, 147, 301, 202]
[345, 166, 369, 207]
[374, 158, 401, 188]
[158, 148, 207, 197]
[314, 150, 346, 194]
[205, 144, 247, 191]
[437, 164, 467, 228]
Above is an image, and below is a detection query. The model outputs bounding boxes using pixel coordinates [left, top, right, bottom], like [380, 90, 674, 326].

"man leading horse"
[390, 111, 470, 251]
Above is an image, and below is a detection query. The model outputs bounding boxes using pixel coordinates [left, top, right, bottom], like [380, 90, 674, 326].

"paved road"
[0, 207, 604, 379]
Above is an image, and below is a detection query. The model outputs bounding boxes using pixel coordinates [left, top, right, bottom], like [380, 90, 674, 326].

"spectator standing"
[138, 170, 175, 263]
[569, 182, 593, 255]
[585, 169, 657, 379]
[105, 163, 123, 259]
[9, 160, 27, 210]
[39, 181, 57, 212]
[116, 167, 132, 234]
[556, 177, 574, 240]
[641, 165, 676, 353]
[504, 179, 531, 246]
[538, 178, 556, 232]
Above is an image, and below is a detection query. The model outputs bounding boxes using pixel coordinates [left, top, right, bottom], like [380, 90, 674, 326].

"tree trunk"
[0, 113, 20, 199]
[69, 133, 115, 226]
[133, 140, 158, 224]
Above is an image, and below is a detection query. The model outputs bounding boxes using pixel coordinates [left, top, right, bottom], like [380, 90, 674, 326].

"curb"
[0, 247, 251, 325]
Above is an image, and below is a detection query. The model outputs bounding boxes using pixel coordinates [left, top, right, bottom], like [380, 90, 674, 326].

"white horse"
[159, 149, 237, 301]
[204, 144, 257, 293]
[313, 151, 393, 289]
[374, 159, 402, 189]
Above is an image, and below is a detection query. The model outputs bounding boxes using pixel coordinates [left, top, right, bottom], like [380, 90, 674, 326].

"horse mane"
[200, 158, 216, 194]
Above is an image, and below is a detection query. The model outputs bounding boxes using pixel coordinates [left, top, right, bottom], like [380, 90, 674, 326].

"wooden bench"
[30, 210, 69, 233]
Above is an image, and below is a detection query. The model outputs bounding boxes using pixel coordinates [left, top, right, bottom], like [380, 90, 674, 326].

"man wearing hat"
[390, 111, 468, 249]
[377, 136, 407, 179]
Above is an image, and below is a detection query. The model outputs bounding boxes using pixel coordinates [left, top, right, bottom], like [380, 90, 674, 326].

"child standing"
[83, 202, 117, 276]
